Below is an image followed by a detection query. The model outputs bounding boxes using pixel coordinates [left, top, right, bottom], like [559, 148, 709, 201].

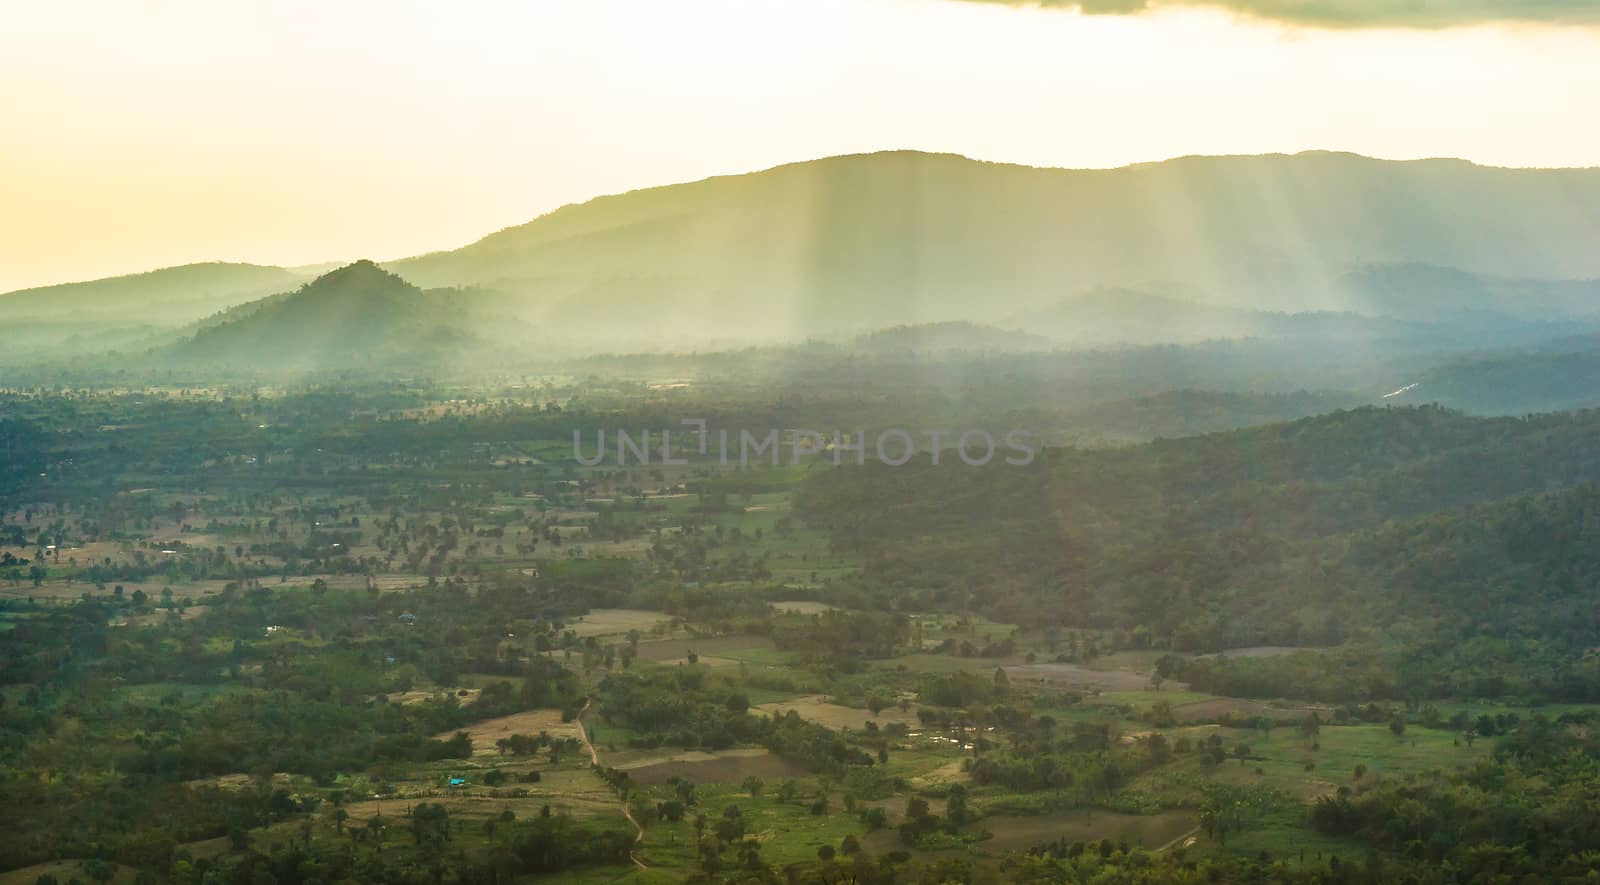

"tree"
[906, 797, 931, 822]
[860, 807, 888, 831]
[738, 838, 764, 871]
[946, 783, 971, 826]
[742, 775, 764, 797]
[714, 806, 745, 842]
[1299, 713, 1322, 744]
[411, 802, 451, 855]
[1146, 732, 1172, 764]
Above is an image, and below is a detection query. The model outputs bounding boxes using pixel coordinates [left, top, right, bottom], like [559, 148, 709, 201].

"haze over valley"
[8, 3, 1600, 883]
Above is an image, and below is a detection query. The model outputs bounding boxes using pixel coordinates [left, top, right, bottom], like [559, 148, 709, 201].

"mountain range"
[4, 150, 1600, 394]
[387, 151, 1600, 337]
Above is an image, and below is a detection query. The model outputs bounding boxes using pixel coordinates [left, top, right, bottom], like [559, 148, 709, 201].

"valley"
[4, 371, 1600, 883]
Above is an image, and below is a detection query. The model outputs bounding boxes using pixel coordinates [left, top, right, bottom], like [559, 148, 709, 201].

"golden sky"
[2, 0, 1597, 292]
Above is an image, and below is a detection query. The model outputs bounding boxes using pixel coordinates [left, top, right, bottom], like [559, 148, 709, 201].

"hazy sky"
[3, 0, 1598, 292]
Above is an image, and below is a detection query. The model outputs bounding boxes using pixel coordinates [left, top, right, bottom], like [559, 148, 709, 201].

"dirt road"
[575, 698, 648, 870]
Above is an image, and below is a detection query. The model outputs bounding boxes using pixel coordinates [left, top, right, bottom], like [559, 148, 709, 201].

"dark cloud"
[954, 0, 1600, 28]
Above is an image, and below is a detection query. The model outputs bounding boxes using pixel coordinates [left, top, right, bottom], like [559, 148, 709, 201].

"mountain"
[387, 151, 1600, 341]
[851, 321, 1054, 353]
[1054, 389, 1366, 443]
[0, 262, 304, 325]
[161, 261, 481, 371]
[1384, 344, 1600, 415]
[1006, 288, 1431, 347]
[1333, 263, 1600, 323]
[1006, 285, 1596, 351]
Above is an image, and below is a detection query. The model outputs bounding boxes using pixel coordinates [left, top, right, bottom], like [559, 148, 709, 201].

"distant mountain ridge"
[0, 262, 304, 324]
[386, 150, 1600, 340]
[1007, 288, 1411, 347]
[851, 321, 1055, 353]
[1334, 263, 1600, 322]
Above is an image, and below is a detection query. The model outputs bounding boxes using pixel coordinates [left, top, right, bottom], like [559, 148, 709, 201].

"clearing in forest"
[439, 709, 583, 755]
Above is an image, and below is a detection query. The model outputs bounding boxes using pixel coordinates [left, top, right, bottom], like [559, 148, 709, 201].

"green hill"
[163, 261, 479, 371]
[797, 405, 1600, 674]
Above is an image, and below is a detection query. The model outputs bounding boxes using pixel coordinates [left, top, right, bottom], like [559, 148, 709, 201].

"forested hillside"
[798, 406, 1600, 700]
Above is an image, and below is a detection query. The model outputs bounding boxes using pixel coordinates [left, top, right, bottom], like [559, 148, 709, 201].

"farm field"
[968, 810, 1197, 854]
[435, 708, 584, 755]
[615, 748, 810, 786]
[754, 695, 922, 731]
[566, 608, 672, 638]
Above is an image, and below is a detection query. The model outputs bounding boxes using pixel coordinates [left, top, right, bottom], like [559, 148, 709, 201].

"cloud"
[952, 0, 1600, 28]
